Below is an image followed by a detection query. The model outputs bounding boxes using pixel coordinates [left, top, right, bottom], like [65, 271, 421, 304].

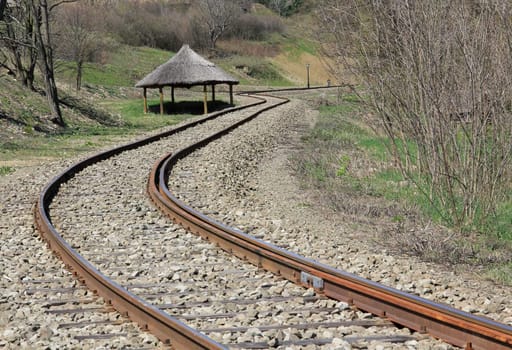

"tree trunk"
[2, 0, 37, 90]
[33, 0, 64, 126]
[76, 60, 83, 91]
[0, 0, 6, 21]
[26, 3, 37, 91]
[27, 51, 37, 91]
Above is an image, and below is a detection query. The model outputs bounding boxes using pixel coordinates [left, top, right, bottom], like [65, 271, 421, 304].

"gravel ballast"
[1, 91, 509, 349]
[169, 94, 512, 328]
[0, 159, 163, 349]
[49, 94, 454, 348]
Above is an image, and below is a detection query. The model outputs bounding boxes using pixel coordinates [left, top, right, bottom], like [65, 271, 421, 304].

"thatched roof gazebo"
[135, 45, 239, 115]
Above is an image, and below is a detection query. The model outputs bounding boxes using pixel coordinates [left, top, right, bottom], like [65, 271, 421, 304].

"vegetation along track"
[34, 89, 512, 349]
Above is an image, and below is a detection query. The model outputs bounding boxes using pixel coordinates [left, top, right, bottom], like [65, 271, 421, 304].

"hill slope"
[0, 2, 330, 164]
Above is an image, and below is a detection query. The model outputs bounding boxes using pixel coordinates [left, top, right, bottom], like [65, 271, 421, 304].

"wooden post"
[203, 85, 208, 114]
[211, 84, 215, 102]
[143, 88, 148, 114]
[159, 87, 164, 115]
[171, 86, 175, 104]
[229, 84, 233, 105]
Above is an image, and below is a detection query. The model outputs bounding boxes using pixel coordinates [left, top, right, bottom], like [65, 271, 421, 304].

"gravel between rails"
[0, 159, 163, 349]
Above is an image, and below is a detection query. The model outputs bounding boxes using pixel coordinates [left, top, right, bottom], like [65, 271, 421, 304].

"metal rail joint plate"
[300, 271, 324, 290]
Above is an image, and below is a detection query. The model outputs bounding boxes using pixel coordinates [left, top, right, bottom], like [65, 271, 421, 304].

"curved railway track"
[33, 89, 512, 349]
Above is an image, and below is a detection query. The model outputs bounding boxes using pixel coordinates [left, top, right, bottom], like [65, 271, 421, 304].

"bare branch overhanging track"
[34, 87, 512, 349]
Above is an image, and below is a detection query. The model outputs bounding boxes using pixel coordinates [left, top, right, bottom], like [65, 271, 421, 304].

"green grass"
[282, 37, 317, 58]
[57, 46, 172, 87]
[486, 262, 512, 285]
[0, 166, 14, 176]
[266, 29, 318, 61]
[487, 199, 512, 241]
[310, 102, 389, 162]
[304, 160, 328, 182]
[221, 55, 293, 86]
[0, 76, 51, 128]
[0, 97, 196, 162]
[297, 94, 512, 283]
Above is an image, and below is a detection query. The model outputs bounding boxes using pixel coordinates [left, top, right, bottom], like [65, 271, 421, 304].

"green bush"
[0, 166, 14, 176]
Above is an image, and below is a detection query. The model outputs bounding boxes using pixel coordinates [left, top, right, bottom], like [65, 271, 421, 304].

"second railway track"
[34, 90, 512, 349]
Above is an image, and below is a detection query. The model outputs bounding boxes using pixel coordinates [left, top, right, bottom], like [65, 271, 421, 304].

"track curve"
[34, 89, 512, 349]
[148, 95, 512, 350]
[34, 94, 269, 349]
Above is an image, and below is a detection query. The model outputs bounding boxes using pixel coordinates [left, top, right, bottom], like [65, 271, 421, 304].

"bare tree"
[198, 0, 242, 50]
[33, 0, 65, 125]
[0, 0, 38, 90]
[0, 0, 71, 125]
[317, 0, 512, 229]
[54, 2, 102, 90]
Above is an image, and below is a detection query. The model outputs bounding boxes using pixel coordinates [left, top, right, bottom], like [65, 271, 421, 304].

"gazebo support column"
[229, 84, 233, 105]
[171, 86, 175, 103]
[212, 85, 215, 102]
[159, 87, 164, 115]
[203, 85, 208, 114]
[143, 88, 148, 114]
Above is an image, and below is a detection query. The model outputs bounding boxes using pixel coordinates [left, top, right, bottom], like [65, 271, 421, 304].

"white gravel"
[3, 90, 508, 349]
[0, 159, 164, 349]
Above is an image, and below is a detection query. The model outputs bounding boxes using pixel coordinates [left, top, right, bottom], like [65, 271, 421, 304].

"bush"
[228, 13, 284, 40]
[58, 1, 284, 53]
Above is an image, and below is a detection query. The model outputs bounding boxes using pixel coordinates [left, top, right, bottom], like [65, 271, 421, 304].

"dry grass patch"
[217, 40, 280, 57]
[294, 93, 512, 282]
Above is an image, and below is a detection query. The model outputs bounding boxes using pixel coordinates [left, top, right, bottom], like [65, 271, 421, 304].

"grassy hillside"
[57, 46, 172, 88]
[0, 1, 330, 167]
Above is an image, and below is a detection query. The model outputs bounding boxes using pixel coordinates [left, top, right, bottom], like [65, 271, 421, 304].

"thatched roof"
[135, 45, 239, 89]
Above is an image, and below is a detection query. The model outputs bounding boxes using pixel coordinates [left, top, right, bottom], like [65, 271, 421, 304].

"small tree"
[198, 0, 242, 51]
[0, 0, 38, 90]
[317, 0, 512, 230]
[55, 3, 101, 90]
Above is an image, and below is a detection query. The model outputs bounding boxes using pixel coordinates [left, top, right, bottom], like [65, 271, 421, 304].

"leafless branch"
[49, 0, 77, 12]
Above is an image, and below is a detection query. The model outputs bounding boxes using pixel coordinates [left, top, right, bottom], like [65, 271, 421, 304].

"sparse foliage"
[0, 0, 67, 125]
[318, 0, 512, 230]
[198, 0, 242, 50]
[54, 3, 104, 90]
[256, 0, 303, 16]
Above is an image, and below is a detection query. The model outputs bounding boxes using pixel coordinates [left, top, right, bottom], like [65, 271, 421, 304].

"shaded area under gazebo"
[146, 100, 232, 115]
[135, 45, 239, 115]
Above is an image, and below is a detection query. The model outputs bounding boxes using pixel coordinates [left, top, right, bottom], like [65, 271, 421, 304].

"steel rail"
[33, 95, 276, 350]
[148, 94, 512, 350]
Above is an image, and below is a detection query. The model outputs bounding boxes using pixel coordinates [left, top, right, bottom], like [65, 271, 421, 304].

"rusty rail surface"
[147, 95, 512, 350]
[33, 94, 276, 350]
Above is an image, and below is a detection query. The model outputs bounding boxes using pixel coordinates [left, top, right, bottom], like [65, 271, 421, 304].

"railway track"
[33, 89, 512, 349]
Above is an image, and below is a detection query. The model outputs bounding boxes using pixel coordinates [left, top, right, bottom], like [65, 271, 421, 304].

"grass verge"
[0, 98, 197, 164]
[0, 166, 14, 176]
[56, 46, 172, 88]
[294, 93, 512, 284]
